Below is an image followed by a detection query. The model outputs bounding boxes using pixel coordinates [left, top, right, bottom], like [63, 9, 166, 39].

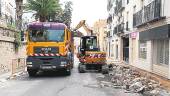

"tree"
[25, 0, 60, 22]
[51, 1, 73, 27]
[62, 1, 73, 27]
[15, 0, 23, 30]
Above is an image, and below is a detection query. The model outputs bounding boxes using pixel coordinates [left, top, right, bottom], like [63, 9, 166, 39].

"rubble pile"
[100, 64, 170, 96]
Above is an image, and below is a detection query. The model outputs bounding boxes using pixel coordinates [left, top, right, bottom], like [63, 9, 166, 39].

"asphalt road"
[0, 58, 140, 96]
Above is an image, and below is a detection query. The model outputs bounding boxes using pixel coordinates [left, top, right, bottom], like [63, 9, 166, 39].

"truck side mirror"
[21, 31, 24, 41]
[80, 48, 84, 51]
[77, 53, 80, 58]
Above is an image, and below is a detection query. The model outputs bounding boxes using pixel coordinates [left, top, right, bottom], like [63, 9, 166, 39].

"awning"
[139, 24, 170, 40]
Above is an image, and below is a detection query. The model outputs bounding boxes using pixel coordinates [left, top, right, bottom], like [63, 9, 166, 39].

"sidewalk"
[107, 58, 170, 91]
[131, 66, 170, 91]
[0, 72, 11, 84]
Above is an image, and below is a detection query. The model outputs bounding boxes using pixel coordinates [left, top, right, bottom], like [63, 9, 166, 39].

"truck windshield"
[29, 29, 65, 42]
[85, 38, 98, 51]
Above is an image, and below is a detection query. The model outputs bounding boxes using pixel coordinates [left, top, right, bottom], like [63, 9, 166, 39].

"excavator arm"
[74, 20, 93, 35]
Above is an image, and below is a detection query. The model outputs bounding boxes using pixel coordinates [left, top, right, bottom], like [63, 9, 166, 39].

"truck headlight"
[61, 61, 67, 65]
[27, 62, 32, 65]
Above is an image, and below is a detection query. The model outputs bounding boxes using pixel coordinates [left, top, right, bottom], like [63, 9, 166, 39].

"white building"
[107, 0, 130, 63]
[0, 0, 16, 27]
[107, 0, 170, 79]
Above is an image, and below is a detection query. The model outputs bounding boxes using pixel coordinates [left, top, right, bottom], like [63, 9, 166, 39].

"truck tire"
[102, 69, 109, 74]
[28, 69, 37, 77]
[65, 69, 71, 76]
[78, 63, 86, 73]
[102, 65, 109, 74]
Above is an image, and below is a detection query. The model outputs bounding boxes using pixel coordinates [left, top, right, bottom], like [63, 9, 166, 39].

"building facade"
[107, 0, 130, 63]
[93, 19, 107, 52]
[0, 0, 26, 75]
[107, 0, 170, 79]
[0, 0, 16, 27]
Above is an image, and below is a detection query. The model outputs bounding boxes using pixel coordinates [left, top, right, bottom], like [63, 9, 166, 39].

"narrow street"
[0, 57, 140, 96]
[1, 0, 170, 96]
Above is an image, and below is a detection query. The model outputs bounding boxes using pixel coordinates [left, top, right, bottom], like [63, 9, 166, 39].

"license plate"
[41, 66, 52, 69]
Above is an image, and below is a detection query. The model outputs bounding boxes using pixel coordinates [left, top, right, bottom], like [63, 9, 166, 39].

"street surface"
[0, 57, 140, 96]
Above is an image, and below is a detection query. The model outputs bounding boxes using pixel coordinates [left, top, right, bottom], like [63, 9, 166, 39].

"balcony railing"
[143, 0, 161, 22]
[113, 23, 124, 35]
[133, 10, 143, 27]
[107, 15, 112, 24]
[107, 0, 113, 11]
[117, 23, 124, 33]
[114, 0, 125, 14]
[113, 26, 118, 34]
[133, 0, 162, 27]
[117, 0, 125, 11]
[126, 21, 129, 31]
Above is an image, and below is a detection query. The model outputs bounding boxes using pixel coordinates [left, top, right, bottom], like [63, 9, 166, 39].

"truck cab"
[26, 22, 73, 76]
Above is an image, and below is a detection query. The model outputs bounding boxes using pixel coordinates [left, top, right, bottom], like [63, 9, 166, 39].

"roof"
[28, 22, 67, 30]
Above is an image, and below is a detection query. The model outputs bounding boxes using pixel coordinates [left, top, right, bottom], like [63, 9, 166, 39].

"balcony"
[133, 0, 164, 27]
[113, 23, 124, 35]
[117, 0, 125, 11]
[106, 30, 112, 38]
[117, 23, 124, 33]
[107, 0, 113, 11]
[133, 10, 143, 27]
[113, 26, 118, 34]
[126, 21, 129, 31]
[143, 0, 161, 23]
[114, 0, 125, 14]
[107, 15, 112, 24]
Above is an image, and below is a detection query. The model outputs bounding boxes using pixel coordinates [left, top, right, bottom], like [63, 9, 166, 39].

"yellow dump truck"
[26, 22, 74, 76]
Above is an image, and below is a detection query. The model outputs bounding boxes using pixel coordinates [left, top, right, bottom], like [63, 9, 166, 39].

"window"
[127, 0, 129, 4]
[29, 29, 65, 42]
[141, 0, 144, 9]
[111, 44, 114, 57]
[153, 40, 169, 65]
[133, 5, 136, 13]
[126, 21, 129, 31]
[139, 41, 147, 59]
[85, 38, 97, 50]
[116, 45, 118, 59]
[19, 6, 22, 10]
[126, 12, 129, 31]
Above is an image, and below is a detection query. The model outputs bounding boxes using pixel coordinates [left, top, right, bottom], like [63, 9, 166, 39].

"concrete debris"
[129, 81, 143, 92]
[100, 81, 112, 87]
[99, 64, 170, 95]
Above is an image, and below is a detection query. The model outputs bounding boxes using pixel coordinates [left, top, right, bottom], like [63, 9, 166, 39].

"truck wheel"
[102, 65, 109, 74]
[102, 69, 109, 74]
[97, 66, 102, 72]
[71, 62, 74, 69]
[28, 70, 37, 77]
[65, 69, 71, 76]
[78, 63, 86, 73]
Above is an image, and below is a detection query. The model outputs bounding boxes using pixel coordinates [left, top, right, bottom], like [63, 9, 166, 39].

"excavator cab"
[80, 36, 99, 55]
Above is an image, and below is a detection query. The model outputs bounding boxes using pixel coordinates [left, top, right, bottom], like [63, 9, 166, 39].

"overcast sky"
[61, 0, 108, 27]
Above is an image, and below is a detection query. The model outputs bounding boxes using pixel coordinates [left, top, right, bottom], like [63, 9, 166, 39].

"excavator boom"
[74, 20, 93, 35]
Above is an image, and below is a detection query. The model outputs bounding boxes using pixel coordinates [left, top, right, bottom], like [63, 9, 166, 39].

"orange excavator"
[74, 20, 108, 73]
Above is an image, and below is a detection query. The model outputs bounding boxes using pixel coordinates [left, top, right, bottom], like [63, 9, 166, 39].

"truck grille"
[34, 47, 59, 54]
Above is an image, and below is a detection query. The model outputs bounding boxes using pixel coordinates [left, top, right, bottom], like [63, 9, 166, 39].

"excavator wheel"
[78, 63, 86, 73]
[101, 64, 109, 74]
